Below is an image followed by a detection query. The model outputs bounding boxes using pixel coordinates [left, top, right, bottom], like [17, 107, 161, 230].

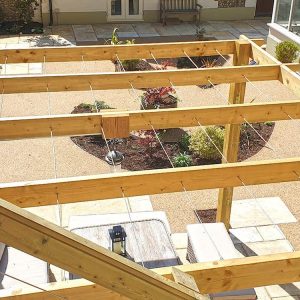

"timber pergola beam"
[4, 248, 300, 300]
[0, 157, 300, 207]
[0, 65, 279, 94]
[0, 39, 265, 64]
[0, 199, 204, 300]
[0, 100, 300, 140]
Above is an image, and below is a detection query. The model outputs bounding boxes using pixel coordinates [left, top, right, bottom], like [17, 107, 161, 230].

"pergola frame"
[1, 36, 300, 299]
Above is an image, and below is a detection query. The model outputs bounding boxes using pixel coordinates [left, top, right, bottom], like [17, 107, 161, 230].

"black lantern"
[109, 225, 127, 256]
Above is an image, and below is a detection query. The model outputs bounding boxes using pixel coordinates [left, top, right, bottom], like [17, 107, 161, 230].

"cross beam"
[0, 157, 299, 207]
[0, 100, 299, 140]
[0, 65, 279, 94]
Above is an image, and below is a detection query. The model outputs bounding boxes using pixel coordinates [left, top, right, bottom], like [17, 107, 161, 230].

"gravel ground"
[1, 59, 300, 249]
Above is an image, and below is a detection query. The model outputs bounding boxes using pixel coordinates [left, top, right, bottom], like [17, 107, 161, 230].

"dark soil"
[0, 21, 43, 35]
[71, 134, 218, 171]
[238, 122, 275, 161]
[195, 209, 217, 223]
[70, 106, 275, 172]
[115, 59, 155, 72]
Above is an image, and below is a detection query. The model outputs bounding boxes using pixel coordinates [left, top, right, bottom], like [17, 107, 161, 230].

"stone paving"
[0, 19, 269, 49]
[172, 197, 298, 300]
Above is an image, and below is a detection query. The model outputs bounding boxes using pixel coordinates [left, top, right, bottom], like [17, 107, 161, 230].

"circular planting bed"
[71, 104, 275, 171]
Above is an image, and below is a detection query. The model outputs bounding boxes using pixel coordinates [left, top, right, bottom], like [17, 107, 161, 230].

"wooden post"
[216, 40, 251, 229]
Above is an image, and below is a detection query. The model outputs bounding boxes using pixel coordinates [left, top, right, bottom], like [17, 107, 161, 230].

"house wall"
[40, 0, 257, 25]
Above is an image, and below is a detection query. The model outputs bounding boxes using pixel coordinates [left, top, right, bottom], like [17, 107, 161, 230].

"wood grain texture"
[217, 40, 251, 228]
[0, 158, 300, 207]
[0, 199, 200, 300]
[4, 250, 300, 299]
[1, 100, 300, 140]
[0, 40, 238, 64]
[0, 65, 279, 94]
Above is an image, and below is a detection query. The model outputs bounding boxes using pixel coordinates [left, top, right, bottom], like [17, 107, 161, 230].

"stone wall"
[0, 0, 19, 21]
[218, 0, 246, 8]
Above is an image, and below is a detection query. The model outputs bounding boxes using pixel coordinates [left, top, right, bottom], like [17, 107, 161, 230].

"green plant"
[80, 103, 95, 110]
[179, 133, 191, 152]
[108, 28, 139, 70]
[16, 0, 39, 23]
[275, 41, 299, 63]
[173, 152, 192, 168]
[264, 121, 275, 127]
[8, 24, 22, 34]
[189, 126, 224, 160]
[94, 100, 113, 111]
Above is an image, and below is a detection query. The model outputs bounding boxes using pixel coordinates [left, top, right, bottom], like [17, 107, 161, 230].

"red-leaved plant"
[141, 60, 178, 109]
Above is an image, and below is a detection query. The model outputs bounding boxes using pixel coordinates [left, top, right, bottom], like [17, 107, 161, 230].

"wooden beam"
[0, 65, 280, 94]
[1, 100, 300, 140]
[0, 40, 239, 64]
[240, 35, 281, 65]
[4, 249, 300, 299]
[157, 251, 300, 293]
[285, 62, 300, 72]
[217, 40, 250, 229]
[0, 279, 126, 300]
[280, 64, 300, 98]
[102, 113, 130, 139]
[0, 157, 300, 207]
[0, 199, 201, 300]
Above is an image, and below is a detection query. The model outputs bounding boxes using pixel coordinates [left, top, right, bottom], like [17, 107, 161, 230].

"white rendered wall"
[41, 0, 258, 13]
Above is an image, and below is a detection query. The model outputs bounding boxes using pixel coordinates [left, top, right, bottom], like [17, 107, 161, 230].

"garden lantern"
[109, 225, 127, 256]
[105, 139, 124, 173]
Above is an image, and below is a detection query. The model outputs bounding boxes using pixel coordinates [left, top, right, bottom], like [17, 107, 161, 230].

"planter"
[141, 95, 178, 110]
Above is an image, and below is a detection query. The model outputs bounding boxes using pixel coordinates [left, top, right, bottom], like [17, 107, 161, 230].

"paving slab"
[208, 21, 235, 31]
[231, 197, 297, 228]
[26, 205, 59, 225]
[258, 197, 297, 224]
[199, 22, 216, 33]
[152, 23, 180, 36]
[266, 282, 300, 298]
[231, 199, 271, 228]
[257, 225, 285, 241]
[229, 21, 257, 33]
[72, 25, 95, 33]
[240, 240, 294, 256]
[73, 25, 97, 42]
[171, 23, 197, 35]
[61, 196, 153, 227]
[171, 233, 188, 249]
[93, 24, 116, 39]
[209, 31, 237, 40]
[128, 195, 153, 212]
[132, 23, 159, 36]
[230, 227, 263, 244]
[176, 248, 189, 264]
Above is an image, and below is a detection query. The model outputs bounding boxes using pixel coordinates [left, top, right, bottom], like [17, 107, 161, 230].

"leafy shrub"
[173, 152, 192, 168]
[275, 41, 299, 63]
[264, 121, 275, 127]
[16, 0, 39, 23]
[189, 126, 224, 160]
[179, 133, 191, 152]
[94, 100, 113, 111]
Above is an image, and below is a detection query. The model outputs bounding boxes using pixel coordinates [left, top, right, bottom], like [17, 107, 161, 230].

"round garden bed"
[71, 104, 275, 171]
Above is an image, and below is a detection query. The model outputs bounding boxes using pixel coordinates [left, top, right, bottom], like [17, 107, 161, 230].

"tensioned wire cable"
[82, 54, 146, 267]
[116, 52, 225, 260]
